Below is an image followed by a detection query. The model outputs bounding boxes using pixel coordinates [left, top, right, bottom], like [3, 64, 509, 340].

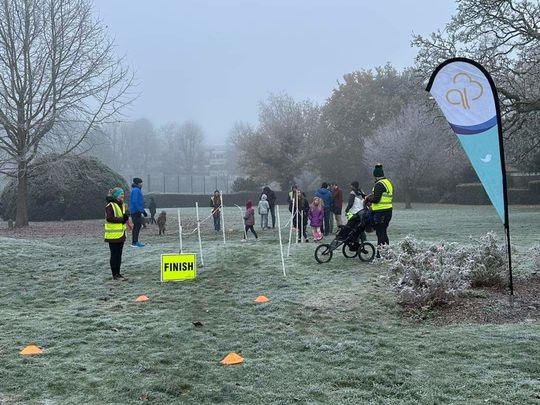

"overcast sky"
[92, 0, 456, 144]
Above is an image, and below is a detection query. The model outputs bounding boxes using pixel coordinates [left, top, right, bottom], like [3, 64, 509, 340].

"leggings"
[245, 225, 258, 239]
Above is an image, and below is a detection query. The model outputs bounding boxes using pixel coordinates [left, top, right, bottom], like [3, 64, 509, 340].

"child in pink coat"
[308, 197, 324, 242]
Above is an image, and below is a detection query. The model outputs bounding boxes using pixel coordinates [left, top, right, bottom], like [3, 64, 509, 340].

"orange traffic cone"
[20, 345, 43, 355]
[220, 352, 244, 365]
[254, 295, 269, 303]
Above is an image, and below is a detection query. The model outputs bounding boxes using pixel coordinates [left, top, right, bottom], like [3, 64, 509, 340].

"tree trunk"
[404, 187, 412, 210]
[15, 162, 29, 227]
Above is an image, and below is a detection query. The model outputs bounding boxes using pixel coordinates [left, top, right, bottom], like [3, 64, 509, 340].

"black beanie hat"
[133, 177, 143, 185]
[373, 164, 384, 178]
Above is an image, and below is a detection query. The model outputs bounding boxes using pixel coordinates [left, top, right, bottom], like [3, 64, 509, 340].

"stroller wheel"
[315, 244, 333, 264]
[358, 242, 376, 262]
[342, 242, 358, 258]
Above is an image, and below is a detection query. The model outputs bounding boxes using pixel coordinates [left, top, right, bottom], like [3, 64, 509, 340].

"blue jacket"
[130, 184, 145, 214]
[315, 187, 332, 210]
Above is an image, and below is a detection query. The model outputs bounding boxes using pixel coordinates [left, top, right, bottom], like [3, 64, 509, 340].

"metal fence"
[126, 174, 234, 194]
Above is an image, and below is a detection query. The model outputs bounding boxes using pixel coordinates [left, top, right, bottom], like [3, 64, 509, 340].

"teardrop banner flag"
[426, 57, 513, 295]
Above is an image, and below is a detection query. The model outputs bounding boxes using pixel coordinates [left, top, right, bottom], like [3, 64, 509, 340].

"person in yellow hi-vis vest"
[365, 164, 393, 257]
[104, 187, 130, 281]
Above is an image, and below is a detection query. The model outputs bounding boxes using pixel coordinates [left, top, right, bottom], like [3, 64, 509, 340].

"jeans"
[108, 242, 124, 277]
[260, 214, 268, 229]
[323, 208, 331, 236]
[213, 215, 221, 231]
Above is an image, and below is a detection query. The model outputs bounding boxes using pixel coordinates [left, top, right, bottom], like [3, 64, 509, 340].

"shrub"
[0, 154, 128, 221]
[231, 177, 260, 192]
[382, 232, 507, 308]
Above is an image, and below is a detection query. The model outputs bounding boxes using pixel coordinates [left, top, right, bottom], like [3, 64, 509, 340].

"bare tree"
[412, 0, 540, 165]
[0, 0, 133, 226]
[232, 94, 320, 190]
[159, 121, 205, 175]
[365, 103, 466, 209]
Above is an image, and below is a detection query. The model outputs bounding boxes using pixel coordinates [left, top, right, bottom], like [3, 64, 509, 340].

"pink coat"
[308, 206, 323, 227]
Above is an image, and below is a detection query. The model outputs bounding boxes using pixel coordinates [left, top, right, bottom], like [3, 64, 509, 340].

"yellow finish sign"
[161, 254, 196, 281]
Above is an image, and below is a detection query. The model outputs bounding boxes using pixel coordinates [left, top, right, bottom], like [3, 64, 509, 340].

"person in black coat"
[261, 186, 277, 229]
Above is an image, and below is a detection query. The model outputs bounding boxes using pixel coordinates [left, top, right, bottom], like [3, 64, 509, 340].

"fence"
[126, 174, 234, 194]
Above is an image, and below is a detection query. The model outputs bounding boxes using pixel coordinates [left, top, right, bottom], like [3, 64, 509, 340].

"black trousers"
[373, 210, 392, 246]
[132, 212, 142, 243]
[150, 211, 156, 224]
[269, 205, 276, 228]
[245, 225, 258, 239]
[108, 242, 124, 277]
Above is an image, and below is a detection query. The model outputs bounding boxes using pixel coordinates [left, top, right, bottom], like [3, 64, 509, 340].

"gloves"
[346, 211, 354, 220]
[122, 214, 129, 224]
[143, 210, 148, 217]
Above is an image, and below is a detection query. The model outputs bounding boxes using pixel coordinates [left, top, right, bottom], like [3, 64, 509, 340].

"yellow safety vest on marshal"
[104, 202, 126, 240]
[371, 178, 393, 211]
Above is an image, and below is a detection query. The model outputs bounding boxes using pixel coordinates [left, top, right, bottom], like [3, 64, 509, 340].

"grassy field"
[0, 204, 539, 404]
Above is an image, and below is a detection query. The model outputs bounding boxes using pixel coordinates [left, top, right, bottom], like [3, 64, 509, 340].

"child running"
[308, 197, 324, 242]
[242, 200, 258, 241]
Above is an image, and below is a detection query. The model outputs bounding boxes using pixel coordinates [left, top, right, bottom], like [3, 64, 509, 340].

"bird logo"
[445, 72, 484, 110]
[481, 154, 492, 163]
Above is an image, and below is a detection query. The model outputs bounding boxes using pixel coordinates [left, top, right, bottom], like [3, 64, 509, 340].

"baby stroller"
[314, 209, 376, 263]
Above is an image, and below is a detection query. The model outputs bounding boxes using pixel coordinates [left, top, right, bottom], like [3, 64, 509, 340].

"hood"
[261, 194, 267, 200]
[318, 188, 330, 196]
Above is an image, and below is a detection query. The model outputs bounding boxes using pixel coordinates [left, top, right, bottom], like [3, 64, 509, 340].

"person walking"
[210, 190, 222, 233]
[129, 177, 147, 247]
[315, 182, 332, 236]
[148, 197, 157, 224]
[331, 183, 344, 227]
[262, 186, 277, 228]
[242, 200, 258, 241]
[258, 194, 270, 229]
[104, 187, 130, 281]
[365, 164, 393, 257]
[289, 189, 309, 242]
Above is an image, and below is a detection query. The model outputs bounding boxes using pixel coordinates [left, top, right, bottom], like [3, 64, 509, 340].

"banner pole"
[220, 190, 226, 245]
[177, 208, 183, 254]
[276, 204, 286, 277]
[196, 202, 204, 267]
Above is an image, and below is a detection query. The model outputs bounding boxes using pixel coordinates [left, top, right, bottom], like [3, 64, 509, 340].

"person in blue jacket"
[315, 182, 333, 236]
[129, 177, 147, 247]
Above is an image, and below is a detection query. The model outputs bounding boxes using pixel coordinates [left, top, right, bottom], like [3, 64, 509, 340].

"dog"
[157, 211, 167, 235]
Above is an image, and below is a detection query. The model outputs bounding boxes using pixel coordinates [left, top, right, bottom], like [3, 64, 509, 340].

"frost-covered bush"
[382, 233, 507, 308]
[467, 233, 507, 288]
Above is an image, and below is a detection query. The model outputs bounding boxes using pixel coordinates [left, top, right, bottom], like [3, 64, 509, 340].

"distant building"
[208, 147, 228, 177]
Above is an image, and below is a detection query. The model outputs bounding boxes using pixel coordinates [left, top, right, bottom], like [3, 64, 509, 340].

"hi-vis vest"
[371, 178, 393, 211]
[104, 202, 126, 240]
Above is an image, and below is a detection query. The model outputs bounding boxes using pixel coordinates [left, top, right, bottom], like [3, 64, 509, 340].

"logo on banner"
[445, 73, 484, 110]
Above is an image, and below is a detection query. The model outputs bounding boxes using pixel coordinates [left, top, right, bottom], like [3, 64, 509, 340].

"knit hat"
[373, 164, 384, 178]
[133, 177, 143, 185]
[111, 187, 124, 199]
